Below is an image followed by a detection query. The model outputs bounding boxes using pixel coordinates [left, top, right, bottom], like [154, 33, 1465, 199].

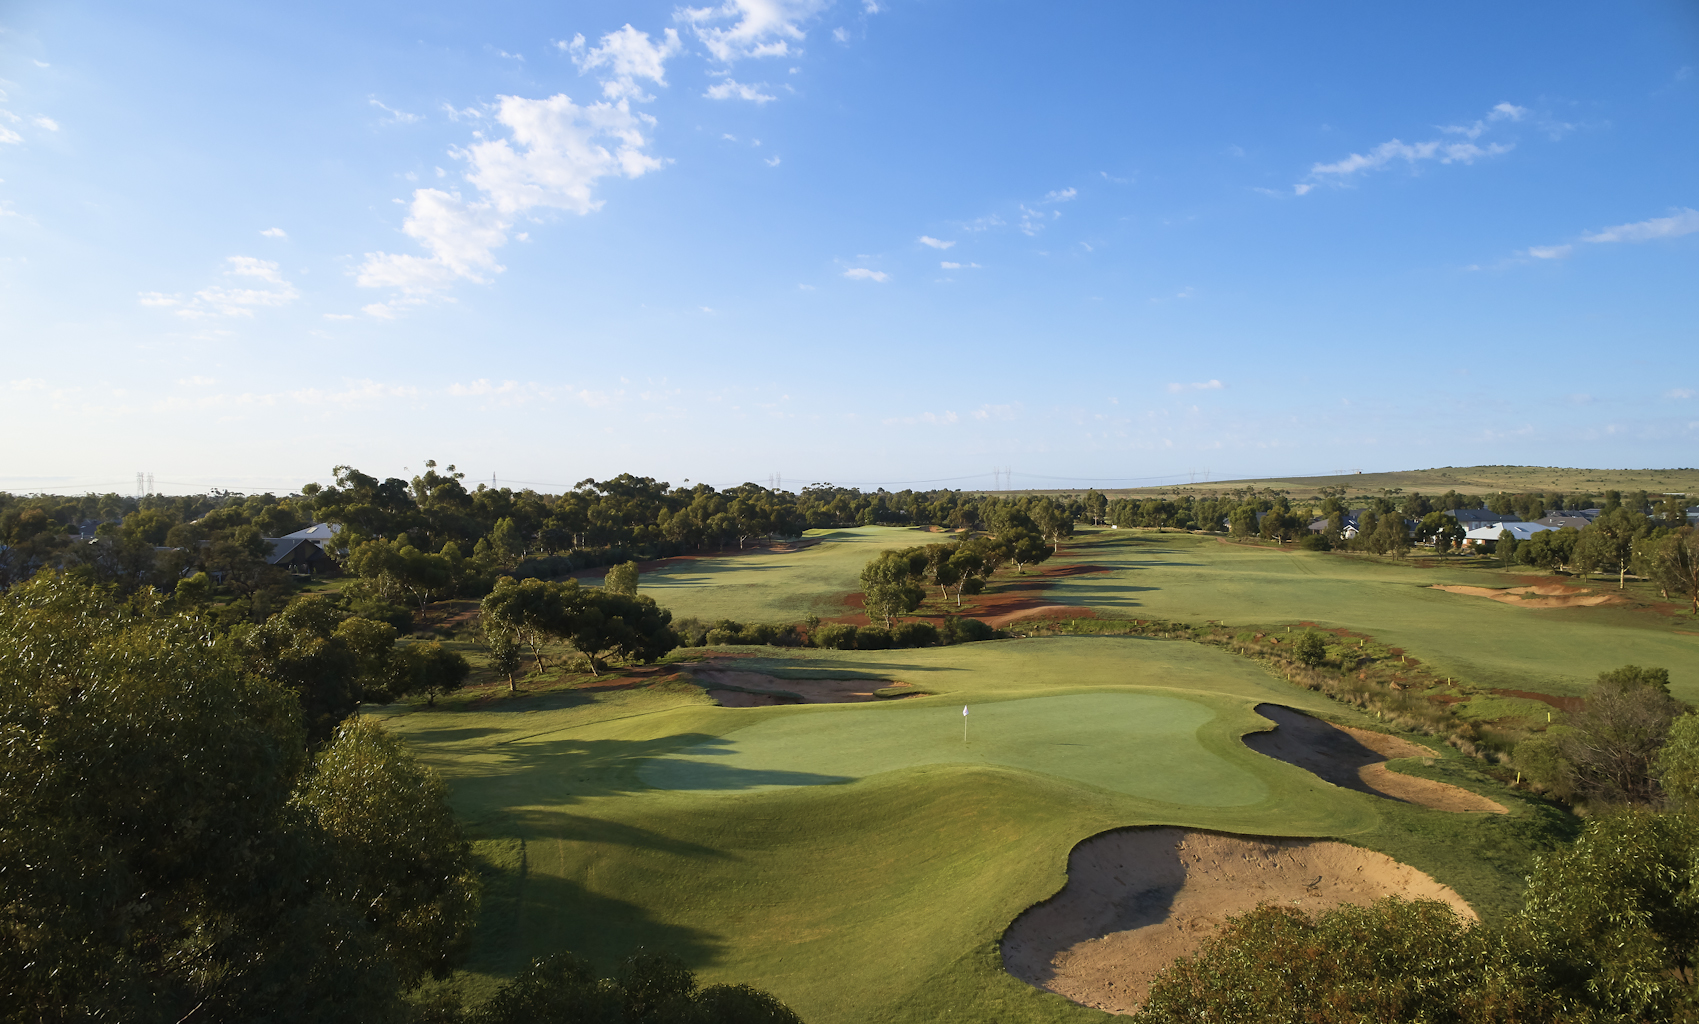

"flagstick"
[963, 705, 969, 744]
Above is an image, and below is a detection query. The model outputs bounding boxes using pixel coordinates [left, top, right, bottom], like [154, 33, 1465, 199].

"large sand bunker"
[685, 666, 916, 706]
[1002, 828, 1476, 1014]
[1245, 705, 1506, 813]
[1430, 583, 1623, 609]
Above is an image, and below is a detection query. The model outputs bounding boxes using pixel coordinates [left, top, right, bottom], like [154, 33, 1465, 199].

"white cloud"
[177, 376, 217, 387]
[0, 126, 21, 145]
[143, 257, 299, 319]
[1667, 388, 1695, 399]
[8, 378, 48, 392]
[940, 261, 981, 269]
[1166, 379, 1223, 393]
[678, 0, 830, 63]
[764, 155, 781, 166]
[832, 26, 849, 42]
[1018, 204, 1059, 235]
[1582, 208, 1699, 244]
[369, 98, 421, 124]
[918, 236, 955, 249]
[324, 313, 356, 320]
[260, 227, 287, 238]
[863, 0, 882, 11]
[1526, 244, 1572, 259]
[843, 267, 889, 282]
[704, 78, 777, 103]
[1299, 103, 1522, 191]
[31, 116, 58, 131]
[564, 24, 682, 101]
[356, 92, 662, 296]
[1043, 187, 1077, 202]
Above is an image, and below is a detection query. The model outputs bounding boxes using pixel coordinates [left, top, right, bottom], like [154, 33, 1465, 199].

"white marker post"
[963, 705, 969, 744]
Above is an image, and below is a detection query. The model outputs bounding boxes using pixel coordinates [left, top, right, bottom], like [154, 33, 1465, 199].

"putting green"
[1048, 529, 1699, 698]
[639, 693, 1265, 805]
[641, 526, 941, 624]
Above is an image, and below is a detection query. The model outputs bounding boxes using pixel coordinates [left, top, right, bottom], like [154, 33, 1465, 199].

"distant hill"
[1031, 466, 1699, 500]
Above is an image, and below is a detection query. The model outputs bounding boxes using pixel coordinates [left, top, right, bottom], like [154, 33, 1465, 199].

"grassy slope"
[1094, 465, 1699, 499]
[1045, 528, 1699, 699]
[384, 637, 1560, 1024]
[641, 526, 943, 624]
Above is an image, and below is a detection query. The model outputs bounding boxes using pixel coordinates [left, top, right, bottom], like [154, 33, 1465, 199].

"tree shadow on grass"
[469, 836, 726, 978]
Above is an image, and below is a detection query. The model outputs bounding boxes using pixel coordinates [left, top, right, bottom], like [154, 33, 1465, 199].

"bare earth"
[687, 666, 910, 706]
[1245, 705, 1507, 814]
[1001, 828, 1477, 1014]
[1430, 583, 1623, 609]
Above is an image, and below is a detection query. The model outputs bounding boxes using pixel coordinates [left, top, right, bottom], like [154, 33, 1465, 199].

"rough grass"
[639, 526, 945, 624]
[1042, 528, 1699, 700]
[381, 634, 1564, 1024]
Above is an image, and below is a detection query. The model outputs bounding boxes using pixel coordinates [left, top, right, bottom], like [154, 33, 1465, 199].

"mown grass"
[1044, 528, 1699, 699]
[382, 633, 1566, 1024]
[639, 526, 945, 624]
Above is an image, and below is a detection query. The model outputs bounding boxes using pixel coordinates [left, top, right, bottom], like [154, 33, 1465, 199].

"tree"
[1578, 506, 1649, 588]
[294, 718, 480, 986]
[1643, 528, 1699, 615]
[473, 950, 803, 1024]
[484, 627, 525, 692]
[0, 573, 474, 1022]
[1002, 528, 1053, 573]
[480, 576, 570, 672]
[560, 587, 678, 675]
[605, 559, 640, 596]
[384, 641, 471, 705]
[859, 549, 926, 627]
[1654, 712, 1699, 811]
[489, 516, 527, 568]
[1292, 630, 1327, 667]
[1552, 665, 1684, 806]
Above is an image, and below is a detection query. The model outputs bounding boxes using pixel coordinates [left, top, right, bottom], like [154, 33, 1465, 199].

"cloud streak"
[1298, 103, 1525, 193]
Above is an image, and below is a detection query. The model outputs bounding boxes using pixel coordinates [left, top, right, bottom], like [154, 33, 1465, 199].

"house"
[1532, 514, 1593, 531]
[260, 523, 342, 575]
[1463, 522, 1555, 548]
[1447, 508, 1520, 528]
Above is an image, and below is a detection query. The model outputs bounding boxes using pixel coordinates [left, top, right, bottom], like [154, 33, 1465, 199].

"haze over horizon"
[2, 1, 1696, 495]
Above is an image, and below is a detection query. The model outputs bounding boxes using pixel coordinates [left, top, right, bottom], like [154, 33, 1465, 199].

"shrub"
[811, 623, 858, 649]
[941, 616, 996, 644]
[855, 626, 893, 650]
[1292, 630, 1327, 666]
[892, 621, 939, 648]
[1298, 532, 1332, 551]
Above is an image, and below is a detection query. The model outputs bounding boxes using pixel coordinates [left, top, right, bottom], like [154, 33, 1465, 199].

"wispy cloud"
[677, 0, 830, 64]
[369, 97, 421, 124]
[1166, 379, 1223, 393]
[140, 257, 300, 319]
[1526, 244, 1572, 259]
[260, 227, 287, 238]
[842, 267, 889, 282]
[918, 236, 954, 249]
[1298, 103, 1524, 192]
[704, 78, 777, 103]
[1582, 208, 1699, 244]
[1043, 187, 1077, 202]
[940, 261, 981, 269]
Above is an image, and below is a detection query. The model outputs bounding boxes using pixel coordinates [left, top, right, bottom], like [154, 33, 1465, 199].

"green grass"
[639, 526, 946, 624]
[382, 636, 1564, 1024]
[1044, 528, 1699, 700]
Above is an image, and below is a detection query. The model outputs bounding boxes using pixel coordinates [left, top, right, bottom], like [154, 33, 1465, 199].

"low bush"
[892, 621, 939, 647]
[854, 626, 893, 650]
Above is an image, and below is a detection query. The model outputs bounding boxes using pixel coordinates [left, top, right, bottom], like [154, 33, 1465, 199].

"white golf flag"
[963, 706, 969, 716]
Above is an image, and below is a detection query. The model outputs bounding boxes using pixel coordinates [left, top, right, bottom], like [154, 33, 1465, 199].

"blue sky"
[2, 1, 1696, 494]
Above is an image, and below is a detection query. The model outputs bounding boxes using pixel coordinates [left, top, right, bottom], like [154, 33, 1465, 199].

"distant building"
[1531, 514, 1594, 531]
[261, 523, 341, 575]
[1447, 508, 1520, 528]
[1464, 522, 1555, 548]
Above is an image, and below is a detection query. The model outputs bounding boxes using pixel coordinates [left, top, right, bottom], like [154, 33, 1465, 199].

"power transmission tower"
[136, 472, 144, 498]
[146, 472, 154, 496]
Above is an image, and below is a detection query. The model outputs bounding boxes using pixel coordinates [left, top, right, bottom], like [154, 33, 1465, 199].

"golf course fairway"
[382, 635, 1553, 1024]
[640, 693, 1265, 805]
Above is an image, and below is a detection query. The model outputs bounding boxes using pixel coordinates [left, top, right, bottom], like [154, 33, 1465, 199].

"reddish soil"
[1490, 688, 1584, 713]
[955, 563, 1111, 627]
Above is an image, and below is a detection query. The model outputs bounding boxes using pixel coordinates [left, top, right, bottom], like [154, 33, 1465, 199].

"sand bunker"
[1244, 705, 1506, 813]
[1002, 828, 1476, 1014]
[687, 667, 914, 706]
[1430, 583, 1622, 609]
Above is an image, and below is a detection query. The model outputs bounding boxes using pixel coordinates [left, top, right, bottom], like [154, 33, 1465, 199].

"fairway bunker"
[1429, 583, 1624, 609]
[684, 665, 915, 706]
[1001, 827, 1476, 1014]
[1244, 705, 1506, 813]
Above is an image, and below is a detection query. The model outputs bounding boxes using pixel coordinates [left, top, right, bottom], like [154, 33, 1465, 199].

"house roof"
[1448, 508, 1521, 524]
[262, 538, 333, 565]
[1465, 522, 1554, 541]
[279, 522, 340, 541]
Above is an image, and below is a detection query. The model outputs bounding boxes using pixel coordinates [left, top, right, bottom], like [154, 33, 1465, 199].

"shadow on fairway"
[446, 732, 851, 808]
[469, 837, 727, 977]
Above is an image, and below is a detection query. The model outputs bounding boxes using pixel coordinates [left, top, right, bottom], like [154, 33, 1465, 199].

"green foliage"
[891, 621, 938, 647]
[605, 559, 641, 596]
[939, 616, 996, 644]
[480, 576, 677, 676]
[859, 549, 926, 627]
[295, 718, 480, 987]
[472, 950, 803, 1024]
[0, 573, 475, 1022]
[1557, 666, 1685, 806]
[1654, 713, 1699, 811]
[1136, 898, 1508, 1024]
[484, 627, 524, 691]
[810, 623, 858, 650]
[854, 625, 893, 650]
[1292, 629, 1328, 667]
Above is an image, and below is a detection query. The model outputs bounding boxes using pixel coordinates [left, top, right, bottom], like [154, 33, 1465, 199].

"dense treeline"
[0, 574, 802, 1023]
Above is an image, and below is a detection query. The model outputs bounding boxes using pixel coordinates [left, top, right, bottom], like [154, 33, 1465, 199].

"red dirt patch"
[1490, 688, 1584, 713]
